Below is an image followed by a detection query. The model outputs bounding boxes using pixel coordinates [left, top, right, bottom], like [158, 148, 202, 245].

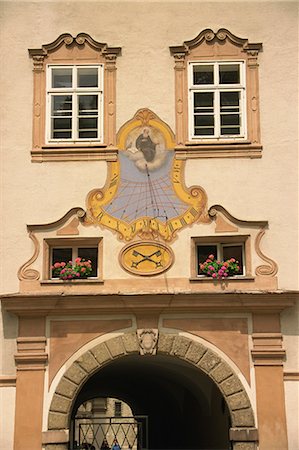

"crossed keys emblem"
[131, 249, 163, 268]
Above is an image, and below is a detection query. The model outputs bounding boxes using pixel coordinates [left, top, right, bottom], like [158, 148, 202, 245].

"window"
[29, 33, 121, 162]
[44, 237, 102, 281]
[114, 401, 122, 417]
[197, 243, 244, 276]
[47, 65, 103, 142]
[170, 29, 263, 158]
[191, 235, 251, 279]
[51, 246, 98, 278]
[189, 62, 246, 139]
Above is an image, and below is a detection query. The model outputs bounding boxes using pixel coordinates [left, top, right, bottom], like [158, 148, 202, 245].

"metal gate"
[71, 415, 148, 450]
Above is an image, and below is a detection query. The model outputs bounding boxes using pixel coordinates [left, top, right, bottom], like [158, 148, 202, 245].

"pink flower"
[76, 272, 80, 277]
[60, 269, 66, 274]
[212, 273, 217, 278]
[54, 262, 61, 268]
[75, 257, 81, 263]
[81, 267, 86, 273]
[60, 262, 66, 267]
[208, 254, 214, 260]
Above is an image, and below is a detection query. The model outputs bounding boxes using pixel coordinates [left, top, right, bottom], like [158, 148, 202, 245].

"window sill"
[175, 143, 262, 159]
[40, 279, 104, 285]
[31, 146, 118, 163]
[190, 276, 255, 282]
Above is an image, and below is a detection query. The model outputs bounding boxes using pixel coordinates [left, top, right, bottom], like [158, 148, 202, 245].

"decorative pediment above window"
[169, 28, 262, 58]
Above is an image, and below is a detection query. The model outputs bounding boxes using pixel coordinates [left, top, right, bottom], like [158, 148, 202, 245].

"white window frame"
[46, 64, 104, 143]
[50, 244, 99, 279]
[188, 61, 247, 141]
[197, 242, 245, 277]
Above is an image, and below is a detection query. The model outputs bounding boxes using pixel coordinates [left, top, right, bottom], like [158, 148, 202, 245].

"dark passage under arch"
[71, 354, 231, 450]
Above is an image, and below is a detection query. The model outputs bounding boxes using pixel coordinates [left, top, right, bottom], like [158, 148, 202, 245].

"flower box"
[199, 254, 240, 280]
[52, 257, 92, 280]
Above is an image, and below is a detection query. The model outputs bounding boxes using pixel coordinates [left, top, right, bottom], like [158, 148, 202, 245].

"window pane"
[52, 248, 72, 278]
[78, 247, 98, 277]
[194, 92, 214, 109]
[220, 92, 241, 135]
[194, 92, 214, 136]
[52, 68, 72, 88]
[52, 95, 72, 116]
[221, 115, 240, 126]
[77, 67, 98, 87]
[220, 91, 240, 108]
[78, 95, 98, 115]
[219, 64, 240, 84]
[193, 65, 214, 85]
[79, 118, 98, 129]
[197, 245, 217, 274]
[222, 245, 243, 275]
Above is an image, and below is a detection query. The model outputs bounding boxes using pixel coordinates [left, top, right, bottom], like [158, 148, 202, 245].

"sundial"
[86, 109, 208, 274]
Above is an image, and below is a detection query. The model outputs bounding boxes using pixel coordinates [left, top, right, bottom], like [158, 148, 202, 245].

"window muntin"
[51, 246, 98, 278]
[47, 65, 103, 143]
[189, 61, 246, 140]
[197, 243, 244, 276]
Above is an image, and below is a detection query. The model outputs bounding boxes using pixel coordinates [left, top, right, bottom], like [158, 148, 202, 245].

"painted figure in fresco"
[125, 126, 167, 172]
[136, 127, 157, 162]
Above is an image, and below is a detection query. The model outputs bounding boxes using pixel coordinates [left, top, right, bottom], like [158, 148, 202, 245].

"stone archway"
[44, 332, 258, 450]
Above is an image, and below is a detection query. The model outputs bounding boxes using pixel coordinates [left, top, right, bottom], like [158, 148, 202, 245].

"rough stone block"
[157, 334, 175, 354]
[77, 351, 99, 373]
[50, 394, 72, 414]
[172, 336, 191, 357]
[185, 342, 206, 364]
[45, 444, 68, 450]
[198, 350, 221, 373]
[229, 428, 258, 441]
[220, 375, 243, 396]
[227, 391, 251, 411]
[233, 442, 256, 450]
[210, 362, 233, 383]
[232, 408, 255, 427]
[106, 336, 125, 357]
[91, 343, 111, 365]
[64, 363, 87, 385]
[122, 333, 139, 353]
[48, 412, 68, 430]
[56, 378, 78, 399]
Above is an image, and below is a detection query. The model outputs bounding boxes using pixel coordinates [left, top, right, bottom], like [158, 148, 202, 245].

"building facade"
[0, 2, 298, 450]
